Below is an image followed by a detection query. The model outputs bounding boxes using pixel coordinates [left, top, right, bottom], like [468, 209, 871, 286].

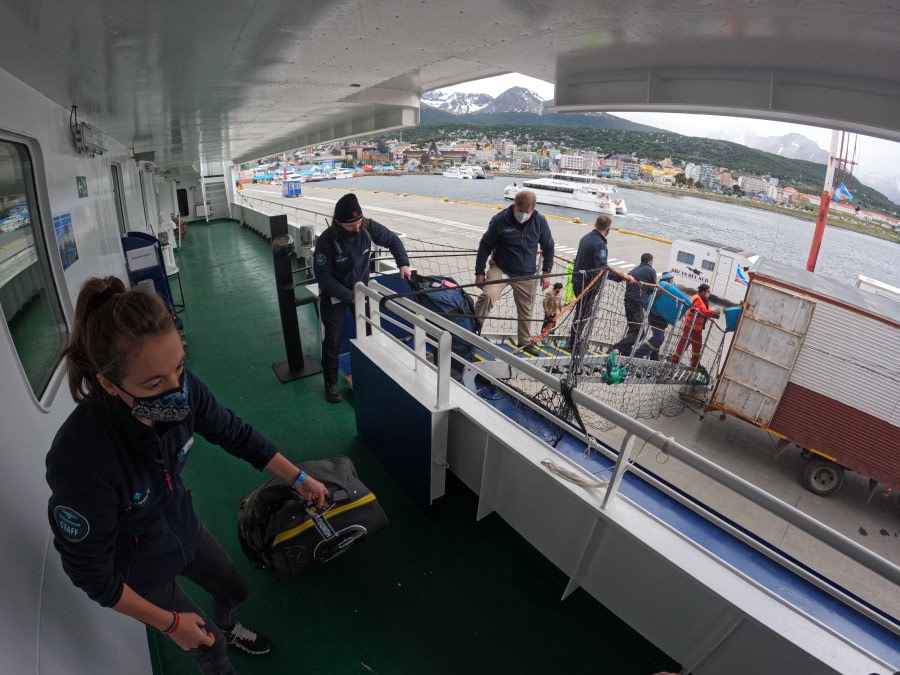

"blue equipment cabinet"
[282, 179, 302, 197]
[121, 231, 177, 311]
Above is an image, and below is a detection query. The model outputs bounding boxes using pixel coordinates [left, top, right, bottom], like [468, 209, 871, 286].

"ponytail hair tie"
[87, 285, 119, 316]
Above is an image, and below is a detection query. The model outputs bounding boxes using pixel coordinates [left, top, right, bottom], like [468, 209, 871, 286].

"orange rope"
[530, 269, 607, 344]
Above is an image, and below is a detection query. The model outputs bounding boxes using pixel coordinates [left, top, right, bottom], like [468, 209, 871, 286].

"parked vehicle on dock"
[708, 259, 900, 497]
[667, 239, 759, 304]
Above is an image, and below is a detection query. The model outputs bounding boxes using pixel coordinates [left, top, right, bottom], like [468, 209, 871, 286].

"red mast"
[806, 130, 840, 272]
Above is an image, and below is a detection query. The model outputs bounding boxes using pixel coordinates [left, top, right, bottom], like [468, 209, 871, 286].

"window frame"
[110, 161, 128, 236]
[0, 127, 72, 408]
[138, 169, 150, 230]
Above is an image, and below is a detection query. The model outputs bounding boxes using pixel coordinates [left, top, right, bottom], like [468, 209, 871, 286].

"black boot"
[325, 382, 342, 403]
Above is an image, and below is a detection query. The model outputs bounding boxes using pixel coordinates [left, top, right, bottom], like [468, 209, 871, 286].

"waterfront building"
[558, 154, 586, 171]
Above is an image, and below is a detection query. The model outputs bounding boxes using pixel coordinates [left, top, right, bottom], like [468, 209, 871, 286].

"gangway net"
[375, 236, 727, 438]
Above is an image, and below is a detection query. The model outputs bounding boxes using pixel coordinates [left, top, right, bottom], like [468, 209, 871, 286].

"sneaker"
[224, 622, 272, 655]
[325, 383, 342, 403]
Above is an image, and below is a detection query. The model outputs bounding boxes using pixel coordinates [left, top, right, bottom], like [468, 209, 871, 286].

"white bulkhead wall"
[0, 66, 151, 674]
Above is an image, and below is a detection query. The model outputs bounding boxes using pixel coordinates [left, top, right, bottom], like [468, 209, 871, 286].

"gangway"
[467, 339, 712, 387]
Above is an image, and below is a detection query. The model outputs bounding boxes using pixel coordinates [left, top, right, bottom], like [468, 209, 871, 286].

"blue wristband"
[292, 470, 307, 488]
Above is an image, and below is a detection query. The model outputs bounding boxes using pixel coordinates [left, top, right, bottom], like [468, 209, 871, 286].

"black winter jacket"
[474, 206, 554, 277]
[313, 219, 410, 304]
[46, 371, 277, 607]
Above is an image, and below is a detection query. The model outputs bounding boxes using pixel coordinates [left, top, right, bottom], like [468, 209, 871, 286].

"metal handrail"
[235, 192, 331, 234]
[356, 279, 900, 605]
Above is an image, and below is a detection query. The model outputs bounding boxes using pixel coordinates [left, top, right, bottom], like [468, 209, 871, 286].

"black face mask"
[120, 372, 190, 423]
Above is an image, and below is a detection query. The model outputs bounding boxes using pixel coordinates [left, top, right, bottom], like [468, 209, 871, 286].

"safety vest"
[683, 293, 710, 331]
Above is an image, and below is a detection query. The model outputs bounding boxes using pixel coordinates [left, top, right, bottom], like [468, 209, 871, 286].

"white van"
[855, 275, 900, 303]
[667, 239, 760, 304]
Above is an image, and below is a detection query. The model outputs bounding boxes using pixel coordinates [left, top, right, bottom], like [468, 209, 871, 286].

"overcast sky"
[436, 74, 899, 179]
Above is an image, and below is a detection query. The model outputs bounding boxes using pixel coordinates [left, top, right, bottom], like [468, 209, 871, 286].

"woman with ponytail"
[47, 276, 328, 674]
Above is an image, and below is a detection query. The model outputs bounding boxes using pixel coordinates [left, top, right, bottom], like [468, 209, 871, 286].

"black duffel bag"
[237, 455, 388, 576]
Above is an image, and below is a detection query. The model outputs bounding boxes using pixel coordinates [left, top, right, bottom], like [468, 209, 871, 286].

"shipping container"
[708, 259, 900, 497]
[667, 238, 759, 304]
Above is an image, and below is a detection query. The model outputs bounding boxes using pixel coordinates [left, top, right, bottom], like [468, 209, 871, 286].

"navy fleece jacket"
[313, 219, 410, 304]
[474, 206, 554, 277]
[46, 371, 277, 607]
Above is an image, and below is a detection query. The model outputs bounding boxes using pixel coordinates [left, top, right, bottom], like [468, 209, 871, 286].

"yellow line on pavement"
[614, 229, 672, 243]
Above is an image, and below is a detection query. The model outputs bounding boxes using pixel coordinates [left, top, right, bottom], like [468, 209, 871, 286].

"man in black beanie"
[313, 193, 411, 402]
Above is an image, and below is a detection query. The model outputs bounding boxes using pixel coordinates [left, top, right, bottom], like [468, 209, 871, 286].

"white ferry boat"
[549, 172, 628, 214]
[503, 177, 627, 215]
[443, 165, 485, 179]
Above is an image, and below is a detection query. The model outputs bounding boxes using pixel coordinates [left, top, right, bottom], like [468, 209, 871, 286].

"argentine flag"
[832, 183, 854, 203]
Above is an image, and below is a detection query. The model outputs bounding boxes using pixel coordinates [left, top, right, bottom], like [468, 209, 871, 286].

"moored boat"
[443, 165, 485, 179]
[548, 172, 627, 214]
[503, 177, 625, 215]
[443, 166, 471, 179]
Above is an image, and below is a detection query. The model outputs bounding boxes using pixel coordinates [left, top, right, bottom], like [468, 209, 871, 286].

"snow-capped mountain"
[420, 90, 494, 114]
[423, 87, 545, 115]
[420, 87, 664, 132]
[710, 127, 828, 164]
[860, 172, 900, 206]
[480, 87, 546, 114]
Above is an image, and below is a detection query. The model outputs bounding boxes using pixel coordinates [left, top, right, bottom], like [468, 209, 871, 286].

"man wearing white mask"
[473, 190, 555, 354]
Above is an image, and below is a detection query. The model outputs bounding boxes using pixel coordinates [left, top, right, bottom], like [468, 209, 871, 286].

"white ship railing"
[355, 278, 900, 636]
[233, 192, 332, 238]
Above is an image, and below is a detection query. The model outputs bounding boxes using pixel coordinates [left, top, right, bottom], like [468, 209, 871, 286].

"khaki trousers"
[474, 261, 536, 346]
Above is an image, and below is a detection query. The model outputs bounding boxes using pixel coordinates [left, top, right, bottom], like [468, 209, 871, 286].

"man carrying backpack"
[313, 193, 411, 402]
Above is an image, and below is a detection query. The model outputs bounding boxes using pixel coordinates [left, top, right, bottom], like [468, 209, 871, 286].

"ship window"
[0, 137, 67, 398]
[701, 260, 716, 271]
[676, 251, 695, 265]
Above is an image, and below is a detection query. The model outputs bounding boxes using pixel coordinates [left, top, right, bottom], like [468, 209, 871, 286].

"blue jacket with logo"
[475, 206, 554, 277]
[624, 262, 657, 303]
[313, 219, 410, 304]
[572, 229, 623, 295]
[46, 370, 278, 607]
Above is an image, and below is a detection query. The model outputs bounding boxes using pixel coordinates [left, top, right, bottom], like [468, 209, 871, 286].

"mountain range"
[421, 88, 900, 206]
[708, 127, 900, 204]
[421, 88, 663, 132]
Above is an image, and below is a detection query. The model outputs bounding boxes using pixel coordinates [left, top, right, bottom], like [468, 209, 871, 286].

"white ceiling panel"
[1, 0, 898, 170]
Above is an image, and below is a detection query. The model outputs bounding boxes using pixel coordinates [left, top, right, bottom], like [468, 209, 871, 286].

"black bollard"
[270, 215, 322, 382]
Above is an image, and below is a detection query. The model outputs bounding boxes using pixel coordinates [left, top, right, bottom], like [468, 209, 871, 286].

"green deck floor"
[149, 219, 678, 674]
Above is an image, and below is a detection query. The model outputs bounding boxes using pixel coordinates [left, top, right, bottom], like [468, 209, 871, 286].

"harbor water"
[334, 174, 899, 286]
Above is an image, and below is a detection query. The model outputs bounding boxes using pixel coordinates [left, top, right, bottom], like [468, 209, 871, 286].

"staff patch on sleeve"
[315, 253, 326, 265]
[54, 505, 90, 542]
